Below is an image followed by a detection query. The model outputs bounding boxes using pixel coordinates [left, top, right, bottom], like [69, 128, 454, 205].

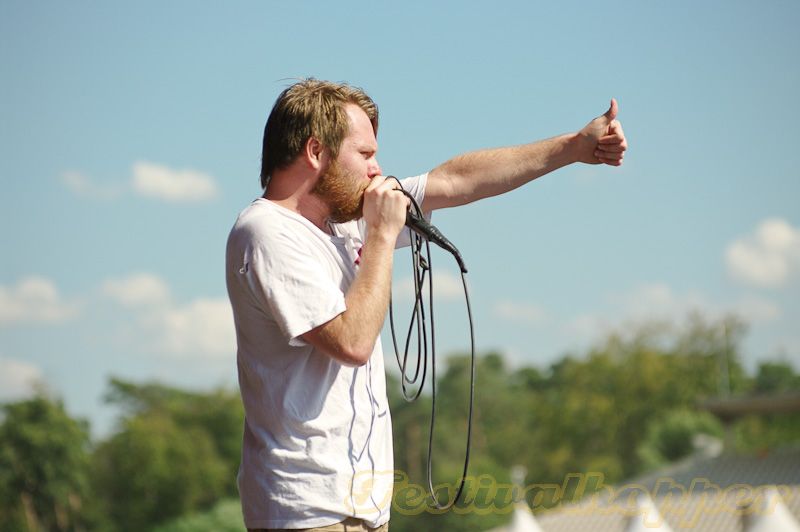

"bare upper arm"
[421, 166, 458, 212]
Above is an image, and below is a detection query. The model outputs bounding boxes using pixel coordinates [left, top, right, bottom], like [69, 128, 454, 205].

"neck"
[264, 171, 331, 233]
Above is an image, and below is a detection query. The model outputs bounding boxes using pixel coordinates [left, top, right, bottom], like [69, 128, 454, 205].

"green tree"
[152, 498, 244, 532]
[514, 314, 748, 488]
[92, 379, 243, 531]
[103, 378, 243, 495]
[753, 360, 800, 393]
[93, 412, 228, 532]
[0, 395, 93, 532]
[636, 409, 723, 470]
[735, 360, 800, 451]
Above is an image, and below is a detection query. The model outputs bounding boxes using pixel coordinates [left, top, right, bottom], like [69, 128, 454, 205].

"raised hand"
[576, 98, 628, 166]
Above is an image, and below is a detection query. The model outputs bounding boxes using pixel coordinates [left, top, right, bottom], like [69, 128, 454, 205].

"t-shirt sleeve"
[395, 173, 432, 249]
[246, 233, 346, 347]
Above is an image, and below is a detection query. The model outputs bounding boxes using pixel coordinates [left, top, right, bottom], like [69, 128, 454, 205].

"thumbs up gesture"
[576, 98, 627, 166]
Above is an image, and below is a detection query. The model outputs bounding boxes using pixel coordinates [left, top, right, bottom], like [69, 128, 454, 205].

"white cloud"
[101, 273, 171, 307]
[0, 357, 43, 402]
[565, 313, 613, 342]
[612, 282, 708, 321]
[60, 162, 218, 203]
[492, 299, 547, 325]
[0, 277, 79, 325]
[614, 283, 781, 325]
[131, 161, 218, 202]
[564, 283, 781, 346]
[563, 285, 682, 348]
[393, 270, 464, 301]
[730, 295, 781, 323]
[59, 171, 123, 200]
[101, 273, 234, 358]
[158, 298, 235, 357]
[726, 218, 800, 287]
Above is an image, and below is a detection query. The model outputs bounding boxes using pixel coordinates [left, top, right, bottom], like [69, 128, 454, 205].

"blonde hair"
[260, 78, 379, 189]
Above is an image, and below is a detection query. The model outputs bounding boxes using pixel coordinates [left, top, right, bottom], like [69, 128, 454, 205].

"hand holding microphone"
[362, 175, 411, 241]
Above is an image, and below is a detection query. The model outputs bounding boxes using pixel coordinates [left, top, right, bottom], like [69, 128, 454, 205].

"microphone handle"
[405, 211, 467, 273]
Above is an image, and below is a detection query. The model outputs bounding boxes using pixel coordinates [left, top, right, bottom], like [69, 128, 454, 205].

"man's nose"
[369, 160, 382, 178]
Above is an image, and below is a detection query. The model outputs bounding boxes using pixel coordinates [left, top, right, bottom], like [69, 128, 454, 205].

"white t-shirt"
[225, 174, 428, 529]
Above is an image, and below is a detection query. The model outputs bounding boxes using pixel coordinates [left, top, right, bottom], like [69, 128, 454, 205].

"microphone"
[406, 209, 467, 273]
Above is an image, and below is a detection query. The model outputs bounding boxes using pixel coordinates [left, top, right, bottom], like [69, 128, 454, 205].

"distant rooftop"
[701, 392, 800, 423]
[536, 447, 800, 532]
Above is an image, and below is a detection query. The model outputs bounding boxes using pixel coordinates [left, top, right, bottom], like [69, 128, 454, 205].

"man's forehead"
[344, 104, 378, 147]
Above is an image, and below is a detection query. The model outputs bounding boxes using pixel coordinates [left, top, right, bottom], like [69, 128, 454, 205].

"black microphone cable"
[387, 177, 476, 510]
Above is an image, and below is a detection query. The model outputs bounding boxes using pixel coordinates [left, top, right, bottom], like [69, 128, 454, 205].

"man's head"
[260, 78, 379, 190]
[312, 102, 382, 223]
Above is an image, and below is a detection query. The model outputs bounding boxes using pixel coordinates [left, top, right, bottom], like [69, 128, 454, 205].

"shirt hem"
[244, 513, 389, 529]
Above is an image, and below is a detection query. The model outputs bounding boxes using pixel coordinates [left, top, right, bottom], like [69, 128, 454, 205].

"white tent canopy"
[742, 486, 800, 532]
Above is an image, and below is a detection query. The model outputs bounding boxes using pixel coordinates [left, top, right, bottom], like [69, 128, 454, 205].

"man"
[226, 79, 627, 531]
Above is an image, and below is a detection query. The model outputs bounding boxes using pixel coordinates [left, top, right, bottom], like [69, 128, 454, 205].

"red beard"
[312, 160, 369, 224]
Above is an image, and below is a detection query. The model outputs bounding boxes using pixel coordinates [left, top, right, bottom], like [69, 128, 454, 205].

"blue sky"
[1, 1, 798, 436]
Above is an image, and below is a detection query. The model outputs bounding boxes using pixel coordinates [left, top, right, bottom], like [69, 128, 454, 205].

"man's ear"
[304, 137, 328, 171]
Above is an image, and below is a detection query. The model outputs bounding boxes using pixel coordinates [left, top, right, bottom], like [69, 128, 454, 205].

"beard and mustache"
[311, 159, 370, 224]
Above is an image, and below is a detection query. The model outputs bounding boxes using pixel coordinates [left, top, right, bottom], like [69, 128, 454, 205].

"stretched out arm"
[422, 99, 627, 211]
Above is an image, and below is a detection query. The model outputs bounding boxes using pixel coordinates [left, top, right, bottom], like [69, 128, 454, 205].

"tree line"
[1, 314, 798, 531]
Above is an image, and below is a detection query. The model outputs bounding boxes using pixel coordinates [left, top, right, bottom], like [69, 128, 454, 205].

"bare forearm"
[422, 100, 628, 211]
[339, 234, 395, 358]
[424, 133, 579, 210]
[301, 232, 395, 366]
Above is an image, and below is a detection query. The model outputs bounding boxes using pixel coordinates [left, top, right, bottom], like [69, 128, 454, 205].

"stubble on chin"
[312, 161, 369, 224]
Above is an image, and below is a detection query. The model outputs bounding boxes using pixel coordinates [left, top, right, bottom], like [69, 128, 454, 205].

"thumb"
[602, 98, 618, 122]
